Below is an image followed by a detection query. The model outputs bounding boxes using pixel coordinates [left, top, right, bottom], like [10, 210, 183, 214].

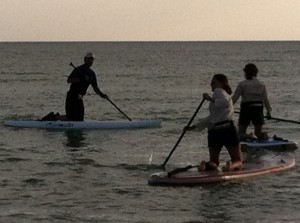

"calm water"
[1, 41, 300, 222]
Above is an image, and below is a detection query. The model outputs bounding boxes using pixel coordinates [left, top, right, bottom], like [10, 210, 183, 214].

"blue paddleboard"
[240, 138, 297, 151]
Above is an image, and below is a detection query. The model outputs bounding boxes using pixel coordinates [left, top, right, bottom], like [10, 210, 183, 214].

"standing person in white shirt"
[186, 74, 243, 171]
[232, 63, 272, 140]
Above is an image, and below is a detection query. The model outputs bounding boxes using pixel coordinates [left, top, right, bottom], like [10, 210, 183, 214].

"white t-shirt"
[232, 77, 271, 113]
[195, 88, 234, 131]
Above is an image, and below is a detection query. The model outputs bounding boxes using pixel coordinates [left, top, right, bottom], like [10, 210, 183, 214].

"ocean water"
[1, 41, 300, 222]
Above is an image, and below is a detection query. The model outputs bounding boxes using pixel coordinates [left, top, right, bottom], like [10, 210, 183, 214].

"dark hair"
[213, 74, 232, 95]
[243, 63, 258, 80]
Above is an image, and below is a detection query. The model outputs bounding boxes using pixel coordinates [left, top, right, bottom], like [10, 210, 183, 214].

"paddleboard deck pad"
[4, 119, 161, 130]
[241, 137, 297, 151]
[148, 154, 295, 186]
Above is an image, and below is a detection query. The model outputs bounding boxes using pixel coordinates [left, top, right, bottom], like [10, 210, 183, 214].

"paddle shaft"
[234, 111, 300, 125]
[160, 99, 205, 169]
[106, 97, 132, 121]
[69, 62, 132, 121]
[269, 117, 300, 125]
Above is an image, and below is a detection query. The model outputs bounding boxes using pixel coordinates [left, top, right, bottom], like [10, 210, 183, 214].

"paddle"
[167, 165, 198, 177]
[159, 99, 205, 169]
[268, 117, 300, 125]
[69, 62, 132, 121]
[105, 97, 132, 121]
[234, 111, 300, 125]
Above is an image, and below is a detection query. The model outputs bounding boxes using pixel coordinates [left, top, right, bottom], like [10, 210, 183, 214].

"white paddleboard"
[4, 119, 161, 130]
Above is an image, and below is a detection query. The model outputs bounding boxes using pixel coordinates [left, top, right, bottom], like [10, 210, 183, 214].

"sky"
[0, 0, 300, 41]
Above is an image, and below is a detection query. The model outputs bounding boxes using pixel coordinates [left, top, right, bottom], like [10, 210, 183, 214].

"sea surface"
[1, 41, 300, 223]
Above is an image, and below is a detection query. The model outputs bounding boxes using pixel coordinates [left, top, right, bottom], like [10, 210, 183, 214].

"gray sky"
[1, 0, 300, 41]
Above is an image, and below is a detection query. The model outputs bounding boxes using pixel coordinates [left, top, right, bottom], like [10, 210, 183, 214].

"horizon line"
[1, 39, 300, 43]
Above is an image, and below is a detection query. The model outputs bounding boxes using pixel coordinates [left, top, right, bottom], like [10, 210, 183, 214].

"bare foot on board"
[222, 161, 243, 171]
[198, 161, 218, 172]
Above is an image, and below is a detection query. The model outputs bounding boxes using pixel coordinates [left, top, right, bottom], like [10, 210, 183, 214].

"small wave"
[6, 212, 33, 218]
[111, 188, 130, 195]
[44, 159, 105, 167]
[117, 163, 148, 170]
[117, 163, 164, 172]
[75, 158, 100, 166]
[48, 213, 77, 222]
[22, 178, 45, 186]
[0, 147, 13, 153]
[45, 191, 68, 197]
[44, 161, 69, 167]
[5, 157, 30, 162]
[32, 171, 61, 177]
[250, 59, 281, 63]
[16, 72, 45, 75]
[181, 220, 203, 223]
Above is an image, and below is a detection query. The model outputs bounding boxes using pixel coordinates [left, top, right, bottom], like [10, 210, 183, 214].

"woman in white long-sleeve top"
[232, 63, 272, 140]
[186, 74, 243, 171]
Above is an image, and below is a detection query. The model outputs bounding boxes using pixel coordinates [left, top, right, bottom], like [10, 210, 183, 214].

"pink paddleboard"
[148, 154, 295, 186]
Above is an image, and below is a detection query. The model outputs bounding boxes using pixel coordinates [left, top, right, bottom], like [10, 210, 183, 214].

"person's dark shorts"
[65, 92, 84, 121]
[239, 101, 264, 125]
[208, 121, 240, 150]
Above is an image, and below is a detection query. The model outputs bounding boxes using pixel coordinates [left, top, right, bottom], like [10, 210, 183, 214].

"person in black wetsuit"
[65, 52, 107, 121]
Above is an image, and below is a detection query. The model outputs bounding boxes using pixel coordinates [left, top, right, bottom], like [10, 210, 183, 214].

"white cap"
[84, 52, 95, 58]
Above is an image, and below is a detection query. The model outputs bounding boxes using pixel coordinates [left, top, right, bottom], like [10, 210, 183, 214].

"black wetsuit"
[65, 64, 98, 121]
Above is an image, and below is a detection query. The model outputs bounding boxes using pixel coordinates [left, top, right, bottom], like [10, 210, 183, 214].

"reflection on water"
[195, 184, 242, 222]
[64, 130, 87, 147]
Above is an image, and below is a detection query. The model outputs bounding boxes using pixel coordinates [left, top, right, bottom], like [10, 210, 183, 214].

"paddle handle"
[160, 99, 205, 169]
[70, 62, 76, 69]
